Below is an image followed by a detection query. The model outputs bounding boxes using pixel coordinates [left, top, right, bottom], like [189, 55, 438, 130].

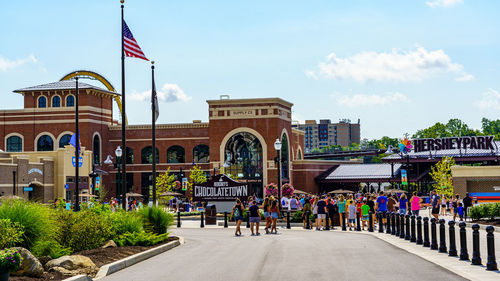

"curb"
[62, 236, 184, 281]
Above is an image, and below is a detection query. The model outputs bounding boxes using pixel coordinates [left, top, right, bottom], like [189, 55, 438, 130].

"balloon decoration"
[398, 138, 413, 154]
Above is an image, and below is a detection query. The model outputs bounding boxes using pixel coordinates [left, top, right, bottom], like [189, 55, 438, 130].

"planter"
[0, 270, 9, 281]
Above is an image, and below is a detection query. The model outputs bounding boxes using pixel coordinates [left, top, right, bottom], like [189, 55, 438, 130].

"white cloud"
[455, 74, 475, 82]
[337, 92, 408, 107]
[307, 45, 471, 83]
[0, 54, 38, 71]
[477, 88, 500, 110]
[130, 83, 191, 103]
[426, 0, 463, 8]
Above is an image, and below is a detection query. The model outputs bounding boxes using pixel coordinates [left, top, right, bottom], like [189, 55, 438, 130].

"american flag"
[152, 71, 159, 122]
[123, 20, 148, 61]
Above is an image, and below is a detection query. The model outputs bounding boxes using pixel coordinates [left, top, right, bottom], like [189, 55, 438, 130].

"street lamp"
[274, 138, 282, 211]
[115, 146, 125, 209]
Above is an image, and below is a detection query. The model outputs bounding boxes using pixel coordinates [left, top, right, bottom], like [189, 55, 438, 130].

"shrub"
[54, 209, 78, 249]
[490, 203, 500, 220]
[31, 240, 71, 259]
[138, 207, 174, 234]
[469, 206, 482, 221]
[0, 219, 24, 249]
[115, 232, 169, 247]
[0, 248, 23, 272]
[0, 200, 56, 249]
[109, 211, 144, 236]
[65, 210, 114, 252]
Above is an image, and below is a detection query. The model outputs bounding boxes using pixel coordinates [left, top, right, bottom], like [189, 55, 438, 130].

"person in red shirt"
[356, 199, 363, 218]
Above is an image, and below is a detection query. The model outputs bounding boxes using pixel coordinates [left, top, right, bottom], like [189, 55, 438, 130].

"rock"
[46, 255, 97, 276]
[37, 255, 52, 270]
[102, 240, 117, 248]
[11, 247, 44, 277]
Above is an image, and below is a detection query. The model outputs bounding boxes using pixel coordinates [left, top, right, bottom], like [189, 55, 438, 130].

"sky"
[1, 0, 499, 140]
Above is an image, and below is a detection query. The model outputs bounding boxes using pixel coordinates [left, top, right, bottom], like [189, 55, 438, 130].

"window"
[52, 96, 61, 107]
[37, 135, 54, 151]
[167, 145, 185, 163]
[93, 134, 101, 164]
[38, 96, 47, 108]
[126, 147, 134, 164]
[66, 95, 75, 107]
[6, 136, 22, 152]
[59, 134, 72, 148]
[141, 146, 159, 164]
[193, 145, 209, 163]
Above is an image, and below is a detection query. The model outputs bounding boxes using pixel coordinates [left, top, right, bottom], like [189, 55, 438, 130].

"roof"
[206, 97, 293, 108]
[13, 81, 118, 95]
[324, 164, 402, 180]
[383, 141, 500, 161]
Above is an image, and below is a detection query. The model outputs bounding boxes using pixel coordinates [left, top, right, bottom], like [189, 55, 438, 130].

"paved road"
[102, 228, 467, 281]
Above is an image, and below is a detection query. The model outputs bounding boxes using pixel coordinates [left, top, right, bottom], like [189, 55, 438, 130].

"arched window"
[193, 145, 209, 163]
[297, 149, 302, 160]
[59, 134, 72, 148]
[38, 96, 47, 108]
[37, 135, 54, 151]
[6, 136, 22, 152]
[126, 147, 134, 164]
[141, 146, 160, 164]
[52, 96, 61, 107]
[93, 134, 101, 164]
[167, 145, 185, 163]
[66, 95, 75, 107]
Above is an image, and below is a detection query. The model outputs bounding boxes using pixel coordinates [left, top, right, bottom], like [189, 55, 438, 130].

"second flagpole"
[151, 61, 157, 206]
[120, 0, 127, 210]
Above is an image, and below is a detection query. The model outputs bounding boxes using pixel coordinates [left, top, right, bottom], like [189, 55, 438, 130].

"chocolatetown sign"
[193, 175, 249, 201]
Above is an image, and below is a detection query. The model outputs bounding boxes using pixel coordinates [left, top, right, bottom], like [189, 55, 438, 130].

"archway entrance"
[28, 181, 44, 201]
[224, 132, 263, 198]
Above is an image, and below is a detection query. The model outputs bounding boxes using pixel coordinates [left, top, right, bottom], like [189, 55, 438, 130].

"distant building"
[293, 119, 360, 152]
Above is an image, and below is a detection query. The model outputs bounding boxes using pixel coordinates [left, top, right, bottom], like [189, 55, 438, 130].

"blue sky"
[1, 0, 499, 139]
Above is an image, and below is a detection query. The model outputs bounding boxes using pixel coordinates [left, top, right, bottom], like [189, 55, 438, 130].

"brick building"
[293, 119, 361, 152]
[0, 78, 351, 201]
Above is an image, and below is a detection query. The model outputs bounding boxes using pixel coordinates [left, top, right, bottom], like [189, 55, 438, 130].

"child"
[348, 201, 357, 231]
[458, 202, 465, 221]
[361, 199, 370, 230]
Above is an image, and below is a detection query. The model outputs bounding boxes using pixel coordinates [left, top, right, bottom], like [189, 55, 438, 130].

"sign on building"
[193, 175, 248, 201]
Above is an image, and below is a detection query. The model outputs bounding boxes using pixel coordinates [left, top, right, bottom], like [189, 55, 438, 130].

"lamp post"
[89, 164, 98, 197]
[74, 75, 80, 212]
[274, 138, 282, 211]
[115, 146, 124, 209]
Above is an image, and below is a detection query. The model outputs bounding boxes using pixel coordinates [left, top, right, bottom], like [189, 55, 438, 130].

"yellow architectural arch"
[60, 70, 127, 125]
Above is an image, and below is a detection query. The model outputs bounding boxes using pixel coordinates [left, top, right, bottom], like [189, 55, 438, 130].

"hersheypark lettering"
[194, 185, 248, 198]
[413, 136, 495, 153]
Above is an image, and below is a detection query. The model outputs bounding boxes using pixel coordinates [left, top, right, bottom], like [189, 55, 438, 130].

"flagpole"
[120, 0, 127, 210]
[151, 61, 157, 206]
[74, 75, 80, 212]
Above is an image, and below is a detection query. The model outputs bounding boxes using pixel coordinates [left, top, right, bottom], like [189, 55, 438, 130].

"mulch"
[472, 219, 500, 227]
[10, 236, 179, 281]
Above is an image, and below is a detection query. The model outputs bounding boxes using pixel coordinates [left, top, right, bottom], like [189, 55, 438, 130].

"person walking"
[263, 197, 272, 234]
[347, 200, 357, 231]
[327, 199, 337, 229]
[410, 192, 421, 216]
[249, 200, 261, 236]
[316, 195, 327, 230]
[338, 195, 346, 227]
[399, 193, 408, 215]
[452, 194, 460, 221]
[230, 199, 244, 236]
[376, 191, 388, 225]
[270, 200, 280, 234]
[302, 197, 312, 229]
[431, 190, 440, 220]
[361, 199, 370, 230]
[289, 196, 298, 211]
[463, 192, 472, 221]
[387, 194, 397, 213]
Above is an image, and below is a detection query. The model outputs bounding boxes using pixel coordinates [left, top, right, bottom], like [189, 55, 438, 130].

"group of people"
[229, 190, 476, 236]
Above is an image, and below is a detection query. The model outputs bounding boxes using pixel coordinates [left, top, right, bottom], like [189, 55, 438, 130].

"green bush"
[65, 210, 114, 252]
[0, 219, 24, 249]
[115, 231, 169, 247]
[138, 207, 174, 234]
[0, 248, 23, 272]
[469, 206, 482, 221]
[31, 239, 71, 259]
[490, 203, 500, 220]
[469, 203, 500, 220]
[110, 211, 144, 236]
[0, 199, 56, 249]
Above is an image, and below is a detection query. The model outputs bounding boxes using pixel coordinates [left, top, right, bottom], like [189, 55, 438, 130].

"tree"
[481, 118, 500, 139]
[155, 168, 176, 204]
[412, 119, 479, 139]
[429, 156, 455, 197]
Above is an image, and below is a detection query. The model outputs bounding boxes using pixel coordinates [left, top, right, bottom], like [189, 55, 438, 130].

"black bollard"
[391, 213, 396, 235]
[405, 215, 411, 240]
[431, 218, 438, 250]
[423, 217, 430, 247]
[325, 211, 330, 230]
[400, 213, 405, 239]
[200, 211, 205, 228]
[356, 212, 361, 231]
[395, 213, 400, 236]
[459, 222, 469, 260]
[438, 219, 447, 253]
[416, 216, 423, 245]
[342, 213, 347, 231]
[224, 211, 228, 228]
[378, 212, 384, 233]
[486, 226, 498, 271]
[287, 211, 291, 229]
[368, 211, 374, 232]
[448, 221, 457, 256]
[246, 211, 250, 228]
[306, 211, 311, 230]
[177, 211, 181, 228]
[386, 212, 392, 234]
[471, 224, 482, 265]
[410, 215, 416, 242]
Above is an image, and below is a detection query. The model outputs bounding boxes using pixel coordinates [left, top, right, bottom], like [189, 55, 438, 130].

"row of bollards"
[377, 212, 497, 271]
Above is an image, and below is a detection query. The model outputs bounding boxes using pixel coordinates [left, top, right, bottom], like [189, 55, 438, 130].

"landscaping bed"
[471, 219, 500, 227]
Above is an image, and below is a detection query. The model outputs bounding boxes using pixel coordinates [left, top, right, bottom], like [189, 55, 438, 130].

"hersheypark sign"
[412, 136, 495, 153]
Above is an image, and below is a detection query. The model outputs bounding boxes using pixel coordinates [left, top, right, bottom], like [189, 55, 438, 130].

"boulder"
[102, 240, 117, 248]
[46, 255, 97, 276]
[11, 247, 44, 277]
[37, 255, 52, 270]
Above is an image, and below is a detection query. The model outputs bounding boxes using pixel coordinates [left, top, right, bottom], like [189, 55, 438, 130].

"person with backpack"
[230, 199, 244, 236]
[248, 200, 261, 236]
